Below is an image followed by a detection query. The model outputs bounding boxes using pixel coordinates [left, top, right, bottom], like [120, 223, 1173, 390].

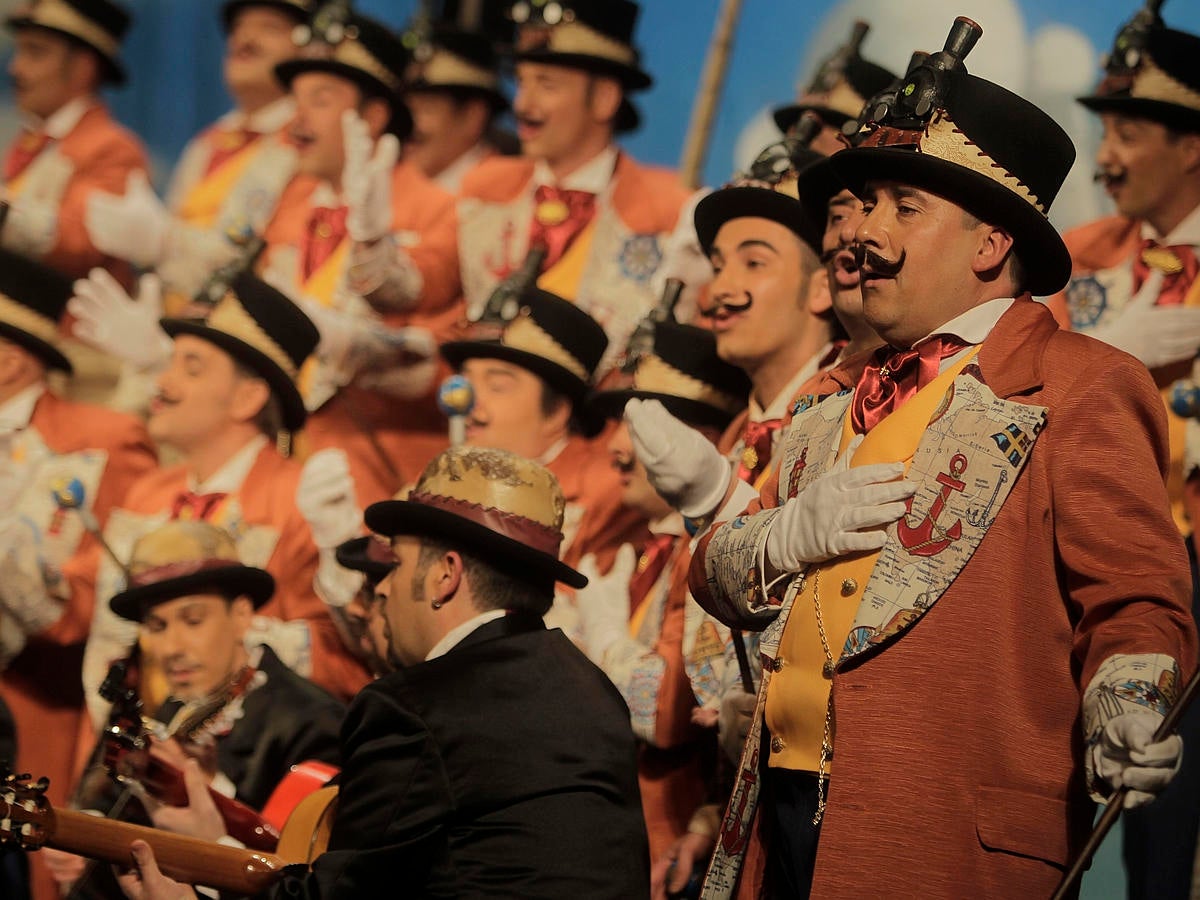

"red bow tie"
[301, 205, 349, 281]
[529, 185, 597, 271]
[169, 491, 228, 522]
[850, 334, 972, 434]
[736, 418, 783, 484]
[4, 129, 52, 182]
[1132, 239, 1199, 307]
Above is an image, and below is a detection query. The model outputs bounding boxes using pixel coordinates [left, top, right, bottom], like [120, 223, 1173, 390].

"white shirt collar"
[0, 383, 44, 433]
[310, 180, 341, 208]
[1141, 200, 1200, 247]
[217, 96, 296, 134]
[35, 96, 95, 140]
[191, 434, 268, 493]
[425, 608, 509, 661]
[916, 297, 1016, 349]
[536, 436, 569, 466]
[532, 145, 619, 193]
[749, 346, 834, 421]
[649, 513, 686, 537]
[433, 143, 490, 194]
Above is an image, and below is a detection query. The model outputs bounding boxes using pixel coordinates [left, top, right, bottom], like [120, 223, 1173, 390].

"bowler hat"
[0, 247, 74, 373]
[1078, 26, 1200, 133]
[6, 0, 130, 85]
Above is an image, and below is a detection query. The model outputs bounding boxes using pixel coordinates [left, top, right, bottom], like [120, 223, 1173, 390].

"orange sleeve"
[399, 177, 461, 316]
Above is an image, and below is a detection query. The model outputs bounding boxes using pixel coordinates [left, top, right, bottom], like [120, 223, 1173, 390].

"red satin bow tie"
[529, 184, 597, 271]
[850, 334, 972, 434]
[1132, 240, 1199, 307]
[169, 491, 228, 522]
[736, 418, 783, 484]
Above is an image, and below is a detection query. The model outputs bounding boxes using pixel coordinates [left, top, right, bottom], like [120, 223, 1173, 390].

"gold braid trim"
[411, 50, 498, 92]
[1132, 55, 1200, 113]
[519, 21, 637, 67]
[206, 292, 298, 380]
[0, 292, 60, 346]
[919, 111, 1046, 214]
[635, 353, 744, 416]
[501, 312, 590, 383]
[11, 0, 120, 58]
[333, 39, 401, 94]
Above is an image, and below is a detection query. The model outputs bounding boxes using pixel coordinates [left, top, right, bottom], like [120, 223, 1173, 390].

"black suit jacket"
[279, 613, 650, 899]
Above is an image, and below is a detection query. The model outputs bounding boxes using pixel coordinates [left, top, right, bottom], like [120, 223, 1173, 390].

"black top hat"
[589, 322, 749, 430]
[6, 0, 131, 85]
[773, 21, 897, 134]
[441, 287, 608, 413]
[1078, 26, 1200, 133]
[160, 272, 318, 433]
[0, 247, 74, 373]
[694, 138, 828, 257]
[831, 18, 1076, 297]
[365, 446, 587, 591]
[276, 8, 414, 138]
[220, 0, 312, 33]
[110, 520, 275, 622]
[403, 20, 508, 112]
[335, 535, 394, 587]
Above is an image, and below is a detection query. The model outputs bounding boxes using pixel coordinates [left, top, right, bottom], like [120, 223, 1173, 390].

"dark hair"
[233, 361, 285, 439]
[416, 539, 554, 616]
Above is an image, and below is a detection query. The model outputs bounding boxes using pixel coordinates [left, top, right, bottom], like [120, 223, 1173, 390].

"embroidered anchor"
[484, 220, 518, 281]
[897, 453, 967, 557]
[966, 468, 1007, 528]
[719, 744, 759, 855]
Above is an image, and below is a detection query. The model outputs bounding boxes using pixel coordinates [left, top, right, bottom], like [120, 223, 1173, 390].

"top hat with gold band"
[0, 247, 74, 374]
[773, 21, 896, 135]
[276, 8, 414, 138]
[110, 520, 275, 622]
[831, 18, 1076, 297]
[220, 0, 312, 33]
[402, 20, 508, 113]
[510, 0, 651, 133]
[6, 0, 131, 85]
[588, 322, 749, 431]
[440, 287, 608, 412]
[160, 272, 318, 433]
[1078, 25, 1200, 133]
[694, 137, 828, 257]
[365, 445, 587, 590]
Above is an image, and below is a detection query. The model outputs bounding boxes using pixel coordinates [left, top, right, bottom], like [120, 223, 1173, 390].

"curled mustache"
[699, 292, 753, 319]
[853, 245, 906, 278]
[1093, 167, 1124, 185]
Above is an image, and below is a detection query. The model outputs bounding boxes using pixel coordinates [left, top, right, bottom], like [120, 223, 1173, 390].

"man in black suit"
[118, 446, 650, 899]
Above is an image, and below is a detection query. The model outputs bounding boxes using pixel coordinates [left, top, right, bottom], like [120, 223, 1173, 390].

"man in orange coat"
[1, 0, 146, 281]
[457, 0, 691, 378]
[83, 273, 370, 730]
[0, 248, 155, 900]
[690, 29, 1197, 899]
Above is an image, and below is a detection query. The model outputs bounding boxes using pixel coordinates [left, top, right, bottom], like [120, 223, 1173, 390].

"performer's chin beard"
[699, 292, 753, 319]
[853, 245, 905, 279]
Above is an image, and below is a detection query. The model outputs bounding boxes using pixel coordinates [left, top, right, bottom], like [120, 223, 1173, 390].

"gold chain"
[810, 566, 834, 825]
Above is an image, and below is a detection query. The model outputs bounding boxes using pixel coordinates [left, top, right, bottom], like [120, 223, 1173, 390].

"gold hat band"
[0, 291, 60, 347]
[1132, 55, 1200, 113]
[519, 21, 637, 68]
[501, 311, 590, 383]
[798, 80, 866, 120]
[11, 0, 120, 59]
[333, 38, 402, 94]
[412, 49, 498, 92]
[635, 353, 744, 417]
[206, 292, 298, 380]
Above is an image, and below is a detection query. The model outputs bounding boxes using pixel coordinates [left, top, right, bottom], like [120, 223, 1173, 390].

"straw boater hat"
[440, 286, 608, 414]
[509, 0, 652, 133]
[0, 248, 75, 374]
[694, 137, 828, 258]
[6, 0, 131, 85]
[364, 445, 587, 591]
[1077, 22, 1200, 134]
[588, 322, 749, 431]
[159, 272, 319, 433]
[402, 15, 509, 113]
[773, 20, 897, 135]
[110, 520, 274, 622]
[276, 7, 414, 138]
[220, 0, 311, 32]
[830, 17, 1076, 297]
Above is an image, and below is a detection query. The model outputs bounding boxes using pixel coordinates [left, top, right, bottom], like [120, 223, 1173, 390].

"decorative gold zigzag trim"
[635, 353, 744, 416]
[332, 38, 401, 94]
[206, 292, 298, 380]
[918, 111, 1046, 214]
[1133, 54, 1200, 113]
[501, 310, 590, 383]
[518, 21, 636, 67]
[11, 0, 120, 58]
[798, 80, 865, 120]
[411, 49, 498, 92]
[0, 291, 60, 346]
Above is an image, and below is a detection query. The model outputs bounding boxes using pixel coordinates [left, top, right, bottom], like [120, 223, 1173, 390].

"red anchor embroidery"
[786, 447, 809, 499]
[484, 220, 518, 281]
[897, 453, 967, 557]
[719, 744, 759, 855]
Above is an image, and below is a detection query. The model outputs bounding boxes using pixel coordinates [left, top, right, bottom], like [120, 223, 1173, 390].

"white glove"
[1089, 278, 1200, 369]
[626, 398, 733, 519]
[84, 170, 171, 268]
[1092, 711, 1183, 808]
[296, 448, 362, 550]
[575, 545, 638, 665]
[314, 547, 364, 610]
[246, 615, 312, 677]
[69, 269, 172, 370]
[0, 516, 62, 635]
[342, 109, 398, 244]
[764, 436, 915, 572]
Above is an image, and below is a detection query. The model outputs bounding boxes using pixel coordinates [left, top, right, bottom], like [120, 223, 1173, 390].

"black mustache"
[853, 246, 905, 278]
[820, 247, 858, 266]
[1093, 168, 1124, 185]
[699, 292, 753, 319]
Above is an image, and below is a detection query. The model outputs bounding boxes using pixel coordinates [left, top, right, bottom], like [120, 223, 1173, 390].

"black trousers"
[763, 769, 825, 900]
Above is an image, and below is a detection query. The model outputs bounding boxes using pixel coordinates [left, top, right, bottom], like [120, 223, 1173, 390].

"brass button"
[822, 661, 835, 679]
[770, 736, 786, 753]
[840, 578, 858, 596]
[771, 656, 786, 672]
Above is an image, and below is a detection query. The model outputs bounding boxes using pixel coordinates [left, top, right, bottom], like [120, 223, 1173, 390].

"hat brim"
[364, 500, 587, 590]
[588, 389, 738, 431]
[275, 59, 414, 139]
[110, 564, 275, 622]
[793, 155, 848, 238]
[440, 339, 590, 410]
[1076, 94, 1200, 133]
[694, 185, 823, 257]
[772, 103, 852, 135]
[0, 321, 72, 374]
[335, 535, 393, 585]
[161, 318, 308, 431]
[405, 82, 510, 114]
[6, 18, 125, 85]
[514, 49, 652, 92]
[829, 148, 1072, 297]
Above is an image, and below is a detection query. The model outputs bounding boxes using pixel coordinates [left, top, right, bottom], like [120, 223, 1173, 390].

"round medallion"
[770, 736, 786, 753]
[840, 578, 857, 596]
[741, 446, 759, 472]
[535, 198, 570, 227]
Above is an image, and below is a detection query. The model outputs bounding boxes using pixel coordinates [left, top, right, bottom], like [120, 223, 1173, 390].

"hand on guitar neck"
[142, 757, 226, 844]
[117, 840, 198, 900]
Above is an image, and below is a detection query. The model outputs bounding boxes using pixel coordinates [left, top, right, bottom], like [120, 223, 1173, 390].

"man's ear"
[229, 375, 271, 425]
[360, 97, 393, 139]
[806, 267, 833, 317]
[972, 225, 1016, 279]
[428, 549, 464, 607]
[587, 76, 623, 126]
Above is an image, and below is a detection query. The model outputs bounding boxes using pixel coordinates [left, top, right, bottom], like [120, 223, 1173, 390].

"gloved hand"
[0, 516, 62, 636]
[1092, 711, 1183, 808]
[296, 449, 362, 550]
[575, 544, 638, 665]
[69, 269, 172, 370]
[84, 170, 171, 268]
[1089, 286, 1200, 369]
[764, 436, 915, 572]
[342, 109, 399, 244]
[626, 398, 732, 519]
[719, 688, 757, 764]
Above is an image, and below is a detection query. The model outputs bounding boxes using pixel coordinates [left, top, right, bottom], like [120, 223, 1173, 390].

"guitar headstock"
[0, 771, 51, 849]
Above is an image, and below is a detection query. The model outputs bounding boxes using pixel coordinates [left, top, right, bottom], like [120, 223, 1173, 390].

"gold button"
[840, 578, 858, 596]
[771, 656, 786, 672]
[770, 736, 786, 753]
[315, 223, 332, 239]
[741, 446, 759, 471]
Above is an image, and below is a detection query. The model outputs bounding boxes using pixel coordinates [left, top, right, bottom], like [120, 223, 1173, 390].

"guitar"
[0, 772, 338, 894]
